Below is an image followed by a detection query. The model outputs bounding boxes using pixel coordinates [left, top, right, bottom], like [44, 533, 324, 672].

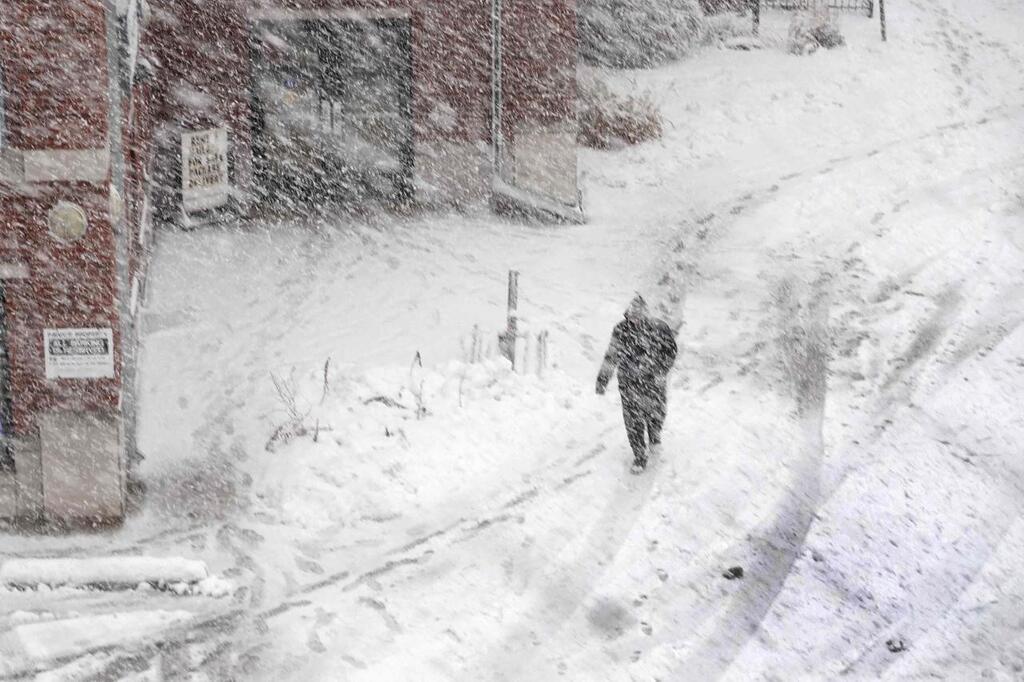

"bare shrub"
[266, 370, 310, 452]
[266, 360, 334, 451]
[811, 21, 846, 48]
[578, 79, 664, 149]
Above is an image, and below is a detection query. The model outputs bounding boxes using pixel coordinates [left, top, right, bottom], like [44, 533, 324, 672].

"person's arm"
[596, 325, 623, 394]
[656, 323, 678, 377]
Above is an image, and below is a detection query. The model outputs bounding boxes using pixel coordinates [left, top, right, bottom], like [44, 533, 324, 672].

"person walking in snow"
[596, 295, 678, 473]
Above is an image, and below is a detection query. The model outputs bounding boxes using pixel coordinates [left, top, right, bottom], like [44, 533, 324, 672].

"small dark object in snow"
[886, 638, 907, 653]
[723, 566, 744, 580]
[725, 37, 762, 51]
[364, 395, 409, 410]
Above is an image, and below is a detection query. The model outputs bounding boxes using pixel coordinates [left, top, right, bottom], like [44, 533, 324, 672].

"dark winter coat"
[596, 313, 677, 397]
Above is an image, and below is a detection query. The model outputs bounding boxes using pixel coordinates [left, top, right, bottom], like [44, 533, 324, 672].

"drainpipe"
[103, 0, 131, 345]
[104, 0, 135, 487]
[490, 0, 504, 182]
[104, 0, 129, 335]
[104, 0, 126, 205]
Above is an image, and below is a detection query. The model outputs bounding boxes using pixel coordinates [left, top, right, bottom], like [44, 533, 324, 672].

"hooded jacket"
[596, 296, 677, 393]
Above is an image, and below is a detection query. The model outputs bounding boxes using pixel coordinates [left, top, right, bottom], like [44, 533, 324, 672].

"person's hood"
[624, 294, 648, 320]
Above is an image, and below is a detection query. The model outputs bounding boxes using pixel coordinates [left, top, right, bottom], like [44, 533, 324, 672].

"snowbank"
[0, 610, 193, 666]
[256, 358, 590, 533]
[0, 557, 208, 589]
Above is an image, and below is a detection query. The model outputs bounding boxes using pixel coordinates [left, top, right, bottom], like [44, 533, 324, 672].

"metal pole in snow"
[499, 270, 519, 369]
[879, 0, 887, 41]
[508, 269, 519, 365]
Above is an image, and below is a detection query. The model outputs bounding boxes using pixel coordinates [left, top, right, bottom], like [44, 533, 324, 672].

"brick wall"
[0, 2, 110, 151]
[0, 0, 121, 438]
[147, 0, 254, 210]
[502, 0, 578, 132]
[0, 193, 121, 435]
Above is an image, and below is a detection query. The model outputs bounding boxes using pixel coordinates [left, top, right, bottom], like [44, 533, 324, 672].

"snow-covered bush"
[811, 20, 846, 49]
[787, 9, 846, 55]
[577, 78, 664, 149]
[579, 0, 707, 68]
[702, 11, 754, 46]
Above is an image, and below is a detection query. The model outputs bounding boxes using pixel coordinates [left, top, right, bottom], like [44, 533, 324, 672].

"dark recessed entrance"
[251, 17, 413, 209]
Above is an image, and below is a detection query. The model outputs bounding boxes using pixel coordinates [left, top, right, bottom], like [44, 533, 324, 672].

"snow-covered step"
[0, 557, 210, 590]
[0, 610, 193, 672]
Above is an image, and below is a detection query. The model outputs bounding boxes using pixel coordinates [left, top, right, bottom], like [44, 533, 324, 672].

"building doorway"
[250, 16, 414, 210]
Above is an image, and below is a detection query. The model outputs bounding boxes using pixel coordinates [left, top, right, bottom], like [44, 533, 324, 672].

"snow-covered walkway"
[3, 0, 1023, 678]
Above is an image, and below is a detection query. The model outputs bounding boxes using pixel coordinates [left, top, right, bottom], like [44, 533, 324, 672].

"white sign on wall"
[182, 127, 229, 213]
[44, 328, 115, 380]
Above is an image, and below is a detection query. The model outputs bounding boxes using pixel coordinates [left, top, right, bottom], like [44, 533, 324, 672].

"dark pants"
[619, 377, 667, 465]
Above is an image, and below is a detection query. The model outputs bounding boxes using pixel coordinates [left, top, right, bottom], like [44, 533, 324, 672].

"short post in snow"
[879, 0, 887, 41]
[536, 330, 549, 378]
[499, 270, 520, 370]
[751, 0, 760, 36]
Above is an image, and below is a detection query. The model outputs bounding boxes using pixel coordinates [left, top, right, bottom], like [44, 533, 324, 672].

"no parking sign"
[44, 328, 115, 380]
[182, 127, 230, 213]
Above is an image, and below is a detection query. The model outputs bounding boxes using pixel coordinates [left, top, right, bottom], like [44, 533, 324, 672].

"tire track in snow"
[665, 274, 833, 680]
[830, 295, 1024, 677]
[649, 92, 1024, 678]
[692, 99, 1024, 677]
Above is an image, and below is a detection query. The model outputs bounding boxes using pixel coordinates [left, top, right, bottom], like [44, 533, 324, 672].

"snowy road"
[3, 0, 1024, 679]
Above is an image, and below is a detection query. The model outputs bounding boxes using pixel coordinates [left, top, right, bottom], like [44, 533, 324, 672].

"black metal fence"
[760, 0, 874, 17]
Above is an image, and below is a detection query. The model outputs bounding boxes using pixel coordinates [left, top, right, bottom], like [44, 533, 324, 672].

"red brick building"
[0, 0, 578, 524]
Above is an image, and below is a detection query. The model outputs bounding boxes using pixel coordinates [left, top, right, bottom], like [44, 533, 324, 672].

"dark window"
[251, 18, 414, 207]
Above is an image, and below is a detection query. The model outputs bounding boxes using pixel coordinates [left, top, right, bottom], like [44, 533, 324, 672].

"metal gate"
[760, 0, 874, 16]
[251, 17, 414, 207]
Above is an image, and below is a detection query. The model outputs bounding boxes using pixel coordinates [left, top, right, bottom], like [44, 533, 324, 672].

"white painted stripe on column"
[22, 148, 109, 183]
[251, 8, 412, 21]
[0, 263, 30, 279]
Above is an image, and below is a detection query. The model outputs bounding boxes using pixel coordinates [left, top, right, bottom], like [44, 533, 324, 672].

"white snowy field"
[3, 0, 1024, 679]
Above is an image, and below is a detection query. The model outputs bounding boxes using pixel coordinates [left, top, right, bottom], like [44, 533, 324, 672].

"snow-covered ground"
[3, 0, 1024, 678]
